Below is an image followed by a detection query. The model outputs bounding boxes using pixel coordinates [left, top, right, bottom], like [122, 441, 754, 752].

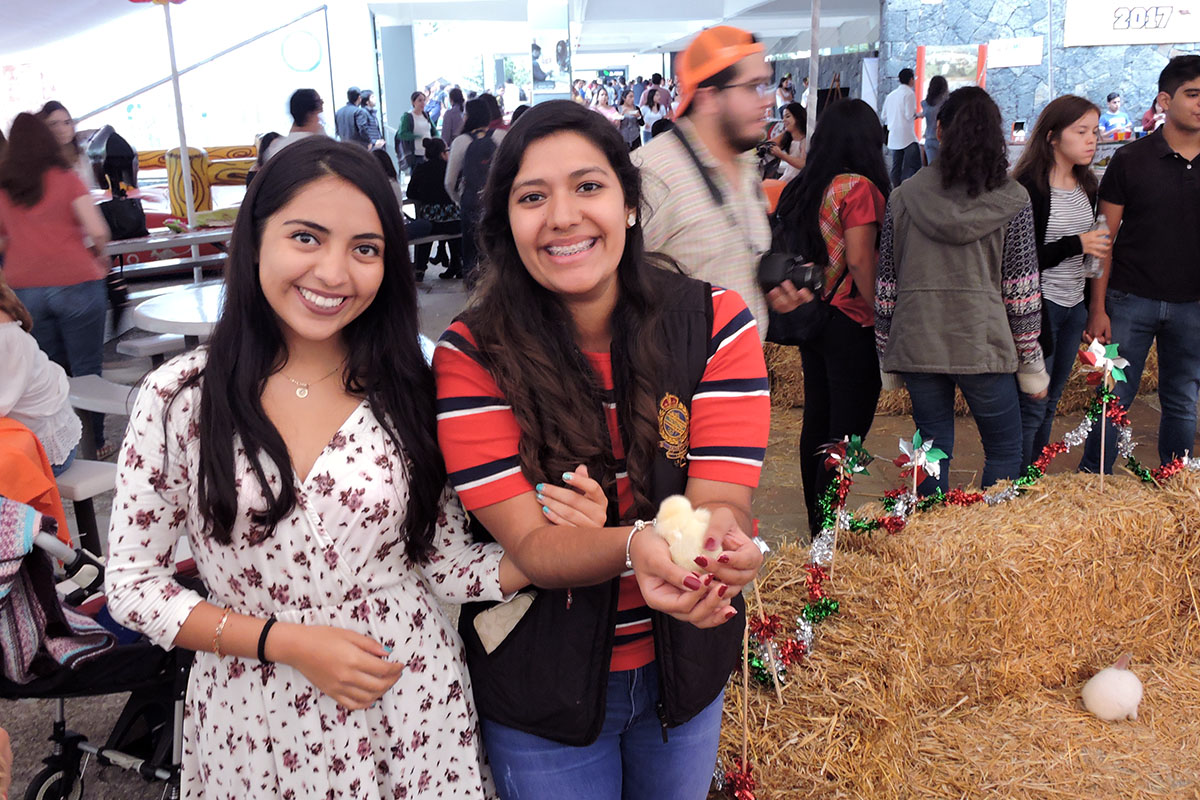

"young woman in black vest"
[433, 100, 769, 799]
[1011, 95, 1110, 468]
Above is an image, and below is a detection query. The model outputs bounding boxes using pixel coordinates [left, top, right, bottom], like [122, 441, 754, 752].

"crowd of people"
[1, 17, 1199, 799]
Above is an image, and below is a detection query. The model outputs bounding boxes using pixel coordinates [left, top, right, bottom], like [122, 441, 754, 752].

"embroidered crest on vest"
[657, 393, 690, 467]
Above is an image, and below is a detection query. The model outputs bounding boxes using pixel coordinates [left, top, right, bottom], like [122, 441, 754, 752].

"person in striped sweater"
[434, 100, 768, 799]
[875, 87, 1048, 496]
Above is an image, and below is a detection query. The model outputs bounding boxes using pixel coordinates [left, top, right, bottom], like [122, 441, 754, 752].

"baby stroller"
[0, 497, 199, 800]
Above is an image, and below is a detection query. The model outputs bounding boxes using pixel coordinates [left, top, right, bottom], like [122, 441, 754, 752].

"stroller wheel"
[24, 766, 84, 800]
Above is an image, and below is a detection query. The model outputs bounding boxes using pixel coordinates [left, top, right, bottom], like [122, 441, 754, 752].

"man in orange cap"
[633, 26, 775, 340]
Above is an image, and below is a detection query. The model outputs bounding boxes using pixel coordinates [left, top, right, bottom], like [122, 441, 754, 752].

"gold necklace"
[280, 363, 343, 398]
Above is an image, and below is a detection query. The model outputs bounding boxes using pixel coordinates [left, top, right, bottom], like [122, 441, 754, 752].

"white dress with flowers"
[105, 350, 503, 799]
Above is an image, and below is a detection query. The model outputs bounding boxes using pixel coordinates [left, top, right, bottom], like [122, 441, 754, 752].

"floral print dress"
[105, 351, 504, 799]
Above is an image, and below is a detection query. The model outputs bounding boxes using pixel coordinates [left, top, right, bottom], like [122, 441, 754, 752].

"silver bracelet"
[625, 519, 655, 570]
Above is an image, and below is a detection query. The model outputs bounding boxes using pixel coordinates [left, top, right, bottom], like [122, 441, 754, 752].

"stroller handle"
[35, 531, 106, 596]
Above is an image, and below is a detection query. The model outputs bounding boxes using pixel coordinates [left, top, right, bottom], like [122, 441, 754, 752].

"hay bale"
[723, 472, 1200, 798]
[765, 342, 806, 409]
[765, 344, 1160, 418]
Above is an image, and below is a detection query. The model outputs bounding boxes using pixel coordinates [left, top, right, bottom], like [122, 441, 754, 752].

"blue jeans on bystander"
[14, 280, 107, 449]
[481, 665, 723, 800]
[1019, 299, 1088, 467]
[1079, 288, 1200, 473]
[902, 372, 1024, 495]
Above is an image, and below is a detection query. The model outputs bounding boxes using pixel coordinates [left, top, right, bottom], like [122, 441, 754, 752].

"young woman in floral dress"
[105, 137, 543, 799]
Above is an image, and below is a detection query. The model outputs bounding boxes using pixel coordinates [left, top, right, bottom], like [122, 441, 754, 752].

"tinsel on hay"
[718, 363, 1198, 796]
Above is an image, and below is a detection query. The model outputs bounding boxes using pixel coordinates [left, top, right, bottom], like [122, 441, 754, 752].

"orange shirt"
[0, 168, 105, 288]
[434, 287, 770, 670]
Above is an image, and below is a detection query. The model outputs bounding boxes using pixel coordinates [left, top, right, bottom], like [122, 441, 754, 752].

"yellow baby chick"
[654, 495, 712, 570]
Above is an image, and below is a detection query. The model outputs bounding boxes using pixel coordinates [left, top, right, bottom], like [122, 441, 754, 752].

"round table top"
[132, 282, 225, 336]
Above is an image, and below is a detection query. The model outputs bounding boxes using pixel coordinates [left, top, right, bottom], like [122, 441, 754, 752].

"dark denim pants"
[902, 372, 1024, 495]
[14, 280, 107, 448]
[1079, 288, 1200, 473]
[481, 665, 723, 800]
[798, 310, 881, 533]
[1019, 299, 1088, 467]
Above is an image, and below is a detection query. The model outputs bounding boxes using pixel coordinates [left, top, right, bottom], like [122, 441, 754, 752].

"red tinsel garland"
[723, 757, 756, 800]
[748, 613, 783, 641]
[804, 564, 830, 601]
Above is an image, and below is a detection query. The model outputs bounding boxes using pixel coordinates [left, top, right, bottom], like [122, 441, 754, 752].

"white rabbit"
[654, 495, 712, 570]
[1081, 653, 1143, 721]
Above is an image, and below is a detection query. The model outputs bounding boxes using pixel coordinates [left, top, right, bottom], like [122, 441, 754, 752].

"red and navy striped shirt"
[434, 286, 770, 670]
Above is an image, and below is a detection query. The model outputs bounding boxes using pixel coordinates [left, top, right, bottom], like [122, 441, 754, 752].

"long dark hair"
[1012, 95, 1100, 199]
[37, 100, 80, 159]
[775, 99, 890, 265]
[937, 86, 1009, 198]
[779, 101, 807, 153]
[464, 100, 672, 519]
[168, 137, 444, 560]
[480, 93, 502, 122]
[462, 98, 491, 133]
[0, 113, 70, 207]
[924, 75, 949, 107]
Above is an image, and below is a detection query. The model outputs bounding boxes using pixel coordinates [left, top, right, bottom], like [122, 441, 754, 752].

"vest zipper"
[651, 613, 671, 743]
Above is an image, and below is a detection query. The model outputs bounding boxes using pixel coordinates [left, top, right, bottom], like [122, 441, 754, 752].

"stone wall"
[880, 0, 1200, 131]
[771, 52, 872, 106]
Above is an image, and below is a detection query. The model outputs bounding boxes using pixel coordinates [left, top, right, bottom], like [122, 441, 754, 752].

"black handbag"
[99, 197, 148, 240]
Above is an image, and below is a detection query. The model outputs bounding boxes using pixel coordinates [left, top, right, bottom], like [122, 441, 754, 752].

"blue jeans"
[481, 665, 723, 800]
[889, 142, 922, 186]
[1080, 288, 1200, 473]
[51, 445, 78, 478]
[903, 372, 1024, 495]
[14, 280, 107, 448]
[1019, 299, 1088, 467]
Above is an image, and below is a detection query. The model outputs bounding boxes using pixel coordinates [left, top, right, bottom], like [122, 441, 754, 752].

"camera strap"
[669, 125, 766, 261]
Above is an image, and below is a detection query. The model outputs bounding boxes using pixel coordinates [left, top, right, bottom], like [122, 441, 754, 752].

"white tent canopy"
[369, 0, 879, 54]
[0, 0, 140, 55]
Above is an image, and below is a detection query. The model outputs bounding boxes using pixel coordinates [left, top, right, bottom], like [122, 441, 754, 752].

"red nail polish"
[683, 575, 702, 590]
[704, 537, 717, 551]
[718, 584, 728, 598]
[694, 555, 708, 567]
[703, 574, 714, 585]
[724, 607, 737, 620]
[718, 554, 730, 564]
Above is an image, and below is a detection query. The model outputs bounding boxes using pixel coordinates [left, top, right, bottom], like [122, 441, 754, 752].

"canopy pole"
[806, 0, 821, 145]
[163, 0, 201, 282]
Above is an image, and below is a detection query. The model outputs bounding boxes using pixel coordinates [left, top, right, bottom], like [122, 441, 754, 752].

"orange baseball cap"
[674, 26, 765, 116]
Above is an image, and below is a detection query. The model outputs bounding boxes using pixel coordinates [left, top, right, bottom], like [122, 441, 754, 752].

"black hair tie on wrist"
[257, 616, 278, 664]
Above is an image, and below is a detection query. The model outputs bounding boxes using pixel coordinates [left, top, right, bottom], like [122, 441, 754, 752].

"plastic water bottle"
[1082, 213, 1109, 279]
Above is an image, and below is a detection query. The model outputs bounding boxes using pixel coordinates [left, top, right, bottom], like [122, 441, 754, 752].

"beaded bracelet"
[624, 518, 656, 570]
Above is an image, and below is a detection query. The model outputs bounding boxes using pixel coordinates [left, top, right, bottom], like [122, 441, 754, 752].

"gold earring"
[627, 211, 637, 227]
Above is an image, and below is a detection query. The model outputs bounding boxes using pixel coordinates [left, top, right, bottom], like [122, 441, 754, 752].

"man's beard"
[720, 109, 762, 153]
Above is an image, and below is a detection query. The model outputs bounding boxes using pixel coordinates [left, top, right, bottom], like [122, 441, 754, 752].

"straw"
[720, 471, 1200, 797]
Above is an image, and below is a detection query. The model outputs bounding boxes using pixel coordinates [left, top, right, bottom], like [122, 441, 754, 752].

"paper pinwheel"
[817, 435, 873, 474]
[1078, 340, 1129, 386]
[894, 432, 948, 482]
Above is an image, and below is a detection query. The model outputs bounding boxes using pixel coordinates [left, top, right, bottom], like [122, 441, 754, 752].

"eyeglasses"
[720, 79, 774, 98]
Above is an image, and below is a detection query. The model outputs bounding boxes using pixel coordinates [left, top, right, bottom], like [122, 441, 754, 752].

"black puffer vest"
[457, 271, 746, 746]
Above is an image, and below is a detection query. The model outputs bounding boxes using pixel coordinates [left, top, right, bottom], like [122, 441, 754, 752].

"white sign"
[1064, 1, 1200, 47]
[987, 36, 1045, 68]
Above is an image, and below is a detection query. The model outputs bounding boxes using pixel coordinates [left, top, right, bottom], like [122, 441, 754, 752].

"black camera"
[757, 252, 823, 295]
[755, 140, 774, 158]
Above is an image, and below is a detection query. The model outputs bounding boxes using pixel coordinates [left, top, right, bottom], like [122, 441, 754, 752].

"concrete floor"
[0, 274, 1187, 797]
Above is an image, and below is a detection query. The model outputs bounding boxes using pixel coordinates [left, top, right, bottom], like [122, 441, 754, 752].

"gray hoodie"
[878, 165, 1048, 392]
